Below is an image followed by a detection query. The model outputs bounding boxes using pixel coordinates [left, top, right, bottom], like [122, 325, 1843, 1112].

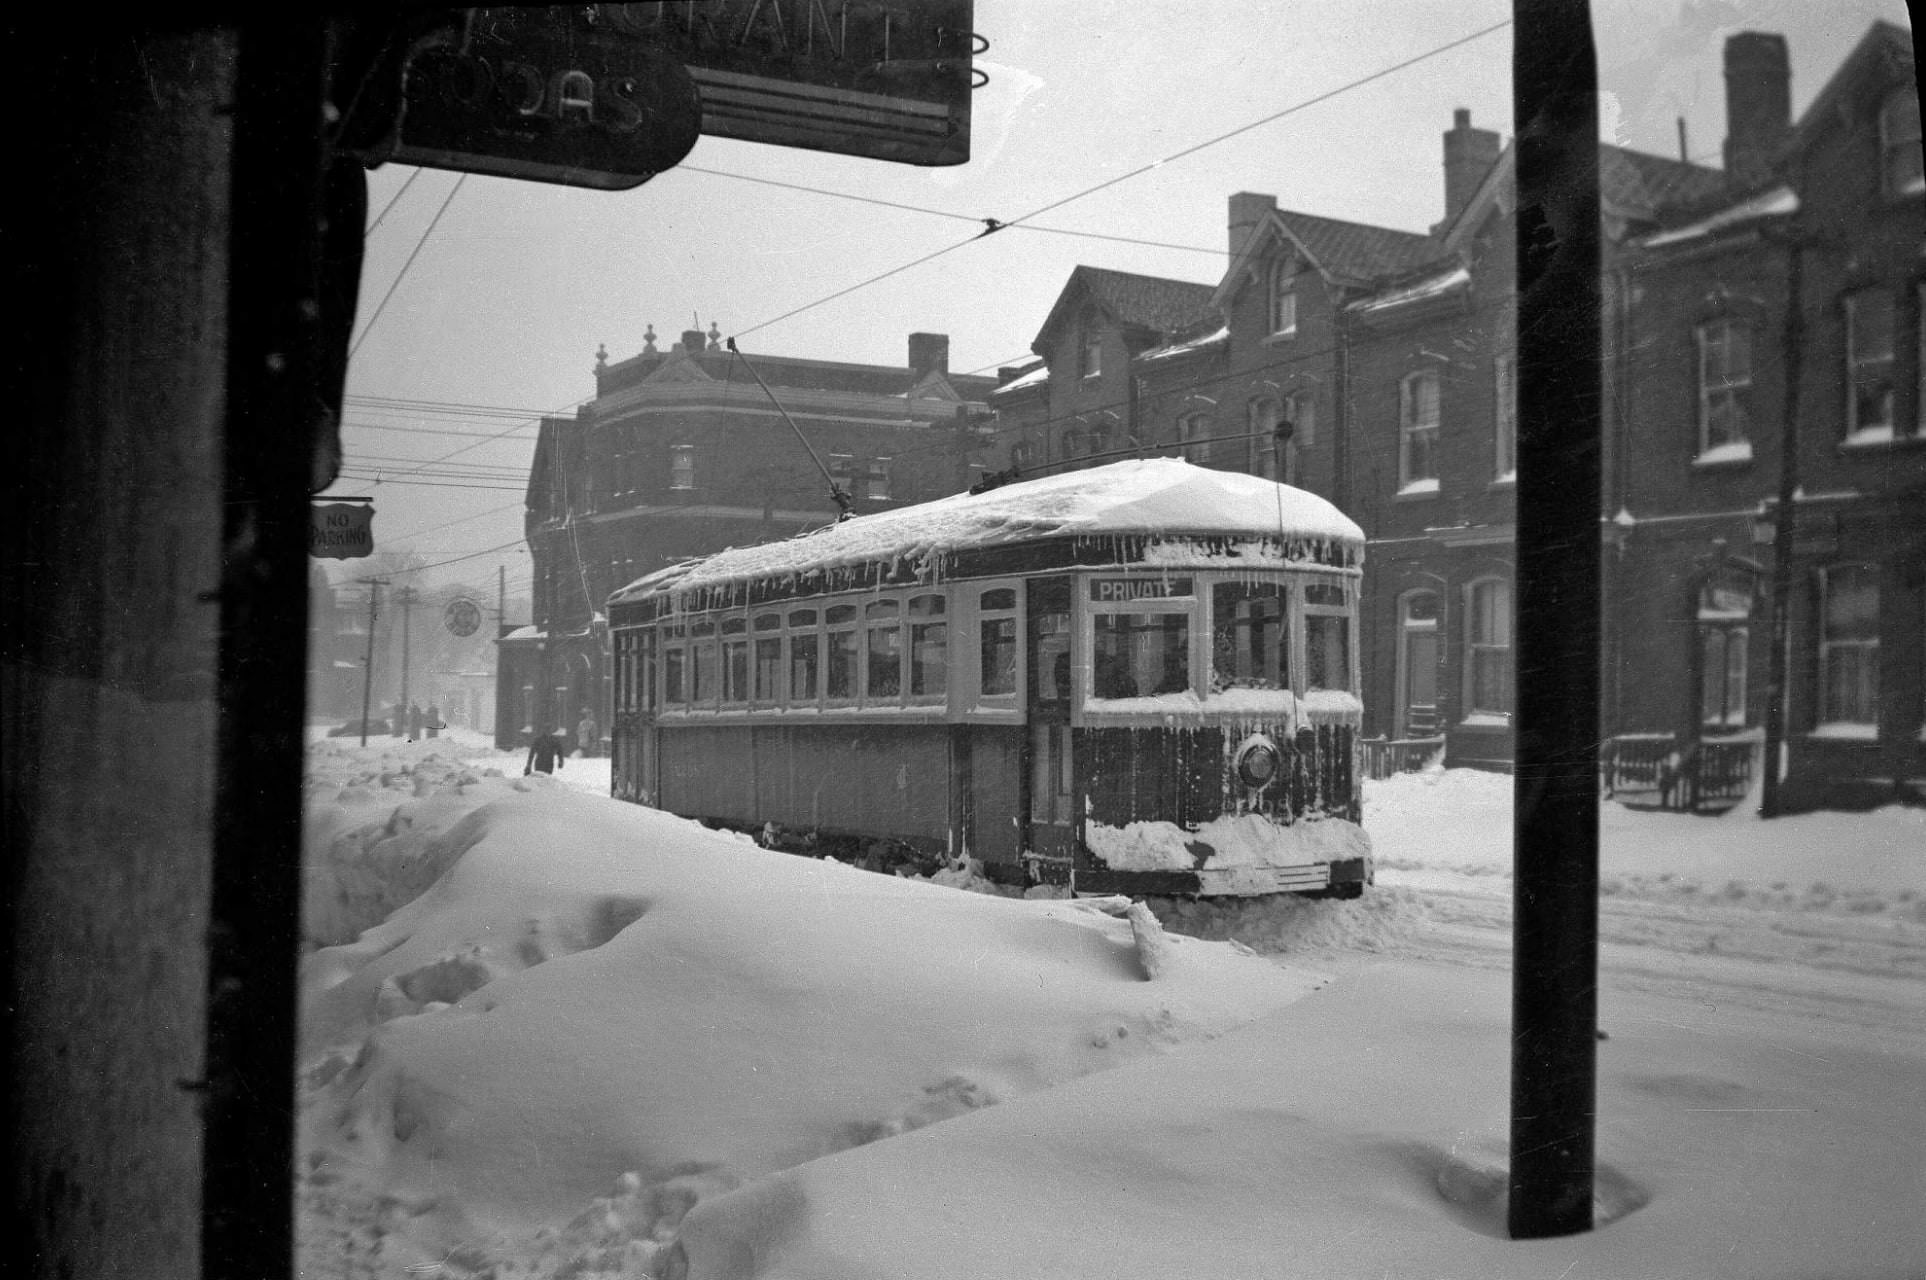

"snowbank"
[670, 959, 1926, 1280]
[297, 752, 1322, 1274]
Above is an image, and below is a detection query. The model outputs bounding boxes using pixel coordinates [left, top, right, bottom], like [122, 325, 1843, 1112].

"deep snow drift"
[298, 734, 1925, 1278]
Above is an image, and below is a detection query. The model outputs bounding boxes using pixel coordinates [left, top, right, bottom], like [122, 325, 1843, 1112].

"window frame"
[1082, 575, 1198, 712]
[1079, 306, 1102, 380]
[1694, 318, 1754, 461]
[668, 443, 696, 491]
[1816, 563, 1880, 730]
[1269, 260, 1298, 338]
[1398, 368, 1441, 492]
[1879, 83, 1922, 200]
[1844, 288, 1897, 443]
[1493, 353, 1517, 482]
[963, 581, 1025, 721]
[1247, 396, 1281, 479]
[1300, 577, 1354, 696]
[1462, 576, 1513, 720]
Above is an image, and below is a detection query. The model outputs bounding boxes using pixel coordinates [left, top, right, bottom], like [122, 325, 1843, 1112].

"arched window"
[1269, 261, 1297, 337]
[1696, 566, 1755, 730]
[1399, 370, 1440, 490]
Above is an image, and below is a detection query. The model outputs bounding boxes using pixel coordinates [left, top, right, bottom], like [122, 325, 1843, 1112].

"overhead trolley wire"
[350, 172, 468, 359]
[726, 17, 1511, 345]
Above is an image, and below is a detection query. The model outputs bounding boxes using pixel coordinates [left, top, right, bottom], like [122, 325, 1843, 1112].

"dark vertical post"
[360, 581, 383, 748]
[206, 16, 330, 1278]
[1759, 236, 1804, 818]
[1510, 0, 1601, 1240]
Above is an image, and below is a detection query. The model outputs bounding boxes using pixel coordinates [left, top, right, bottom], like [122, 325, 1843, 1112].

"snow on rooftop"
[1640, 184, 1799, 248]
[1349, 264, 1471, 314]
[988, 362, 1050, 395]
[612, 459, 1364, 607]
[1135, 324, 1230, 363]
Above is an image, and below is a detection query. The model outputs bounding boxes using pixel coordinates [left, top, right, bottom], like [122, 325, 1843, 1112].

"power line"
[364, 167, 422, 236]
[350, 172, 468, 358]
[727, 18, 1511, 345]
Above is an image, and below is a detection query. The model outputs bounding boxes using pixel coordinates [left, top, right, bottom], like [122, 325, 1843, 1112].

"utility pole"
[1759, 229, 1807, 818]
[395, 583, 418, 714]
[1510, 0, 1601, 1241]
[359, 579, 385, 746]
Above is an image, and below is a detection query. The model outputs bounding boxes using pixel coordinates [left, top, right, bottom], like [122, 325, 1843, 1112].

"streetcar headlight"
[1235, 738, 1282, 790]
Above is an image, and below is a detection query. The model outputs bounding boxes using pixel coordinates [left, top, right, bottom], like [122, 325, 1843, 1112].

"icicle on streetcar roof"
[610, 459, 1365, 612]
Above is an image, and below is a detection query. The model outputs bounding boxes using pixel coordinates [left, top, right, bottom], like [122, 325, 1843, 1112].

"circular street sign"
[444, 597, 482, 637]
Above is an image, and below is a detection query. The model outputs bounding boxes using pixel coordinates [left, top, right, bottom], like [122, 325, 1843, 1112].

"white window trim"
[1462, 576, 1513, 722]
[1816, 564, 1879, 728]
[1399, 369, 1440, 490]
[961, 579, 1026, 722]
[1695, 319, 1753, 460]
[1844, 290, 1896, 442]
[1269, 261, 1298, 338]
[1493, 353, 1516, 483]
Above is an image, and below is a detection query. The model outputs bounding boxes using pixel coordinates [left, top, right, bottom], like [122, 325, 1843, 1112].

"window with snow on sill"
[1460, 712, 1510, 727]
[1694, 441, 1753, 466]
[1808, 721, 1879, 740]
[1841, 425, 1898, 448]
[1397, 478, 1440, 496]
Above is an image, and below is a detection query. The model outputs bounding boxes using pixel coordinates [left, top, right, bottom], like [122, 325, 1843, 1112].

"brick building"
[984, 22, 1923, 803]
[500, 325, 996, 748]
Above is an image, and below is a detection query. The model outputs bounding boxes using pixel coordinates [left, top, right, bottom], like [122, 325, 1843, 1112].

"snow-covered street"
[296, 731, 1925, 1278]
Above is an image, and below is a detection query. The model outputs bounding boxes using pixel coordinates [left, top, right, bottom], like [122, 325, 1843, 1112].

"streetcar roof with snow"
[610, 459, 1364, 609]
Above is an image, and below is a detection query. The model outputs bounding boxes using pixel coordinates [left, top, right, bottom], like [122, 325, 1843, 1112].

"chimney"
[1228, 192, 1276, 260]
[681, 328, 707, 353]
[1442, 108, 1502, 228]
[1723, 32, 1790, 190]
[908, 332, 949, 378]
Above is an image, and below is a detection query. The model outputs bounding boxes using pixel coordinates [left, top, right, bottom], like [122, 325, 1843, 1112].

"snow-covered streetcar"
[607, 459, 1372, 898]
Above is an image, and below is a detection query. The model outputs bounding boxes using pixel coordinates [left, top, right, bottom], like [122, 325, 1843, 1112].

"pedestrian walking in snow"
[525, 729, 565, 776]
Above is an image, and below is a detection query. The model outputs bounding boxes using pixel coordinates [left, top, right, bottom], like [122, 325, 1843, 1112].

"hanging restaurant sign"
[332, 2, 973, 189]
[310, 502, 375, 560]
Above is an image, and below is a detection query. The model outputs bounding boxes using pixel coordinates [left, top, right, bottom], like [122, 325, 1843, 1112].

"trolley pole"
[1510, 0, 1601, 1240]
[359, 579, 385, 747]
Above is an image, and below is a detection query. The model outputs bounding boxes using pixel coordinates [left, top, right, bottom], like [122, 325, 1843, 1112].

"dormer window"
[1079, 306, 1102, 379]
[1269, 261, 1297, 337]
[1879, 83, 1922, 199]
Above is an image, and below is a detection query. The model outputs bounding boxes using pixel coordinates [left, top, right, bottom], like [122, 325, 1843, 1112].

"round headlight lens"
[1235, 740, 1281, 789]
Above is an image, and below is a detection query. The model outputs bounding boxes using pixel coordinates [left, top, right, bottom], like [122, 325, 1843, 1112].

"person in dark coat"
[525, 729, 565, 776]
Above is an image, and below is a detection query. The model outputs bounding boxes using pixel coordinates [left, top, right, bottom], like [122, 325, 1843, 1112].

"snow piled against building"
[610, 458, 1364, 605]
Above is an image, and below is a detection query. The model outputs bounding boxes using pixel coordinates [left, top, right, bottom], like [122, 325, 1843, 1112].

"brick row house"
[500, 326, 995, 748]
[981, 22, 1922, 805]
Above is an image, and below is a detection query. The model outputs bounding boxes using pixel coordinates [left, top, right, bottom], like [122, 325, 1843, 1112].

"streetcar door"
[1024, 577, 1076, 879]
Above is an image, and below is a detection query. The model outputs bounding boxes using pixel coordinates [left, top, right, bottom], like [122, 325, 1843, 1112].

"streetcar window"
[981, 588, 1016, 611]
[1306, 613, 1352, 692]
[638, 630, 656, 713]
[721, 615, 749, 704]
[1210, 583, 1289, 691]
[908, 594, 946, 701]
[1093, 612, 1191, 697]
[865, 598, 902, 702]
[1033, 612, 1072, 704]
[787, 609, 819, 703]
[663, 642, 686, 706]
[753, 613, 782, 705]
[690, 617, 717, 704]
[825, 605, 858, 701]
[977, 587, 1020, 702]
[1305, 582, 1346, 607]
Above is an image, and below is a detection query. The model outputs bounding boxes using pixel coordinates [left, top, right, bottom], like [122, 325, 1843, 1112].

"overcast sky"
[333, 0, 1912, 602]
